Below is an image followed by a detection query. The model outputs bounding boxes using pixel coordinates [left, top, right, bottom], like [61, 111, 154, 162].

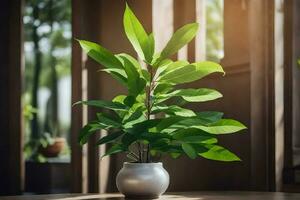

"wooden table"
[1, 192, 300, 200]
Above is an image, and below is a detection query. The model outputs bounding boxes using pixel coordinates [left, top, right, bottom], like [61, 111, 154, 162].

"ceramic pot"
[116, 162, 169, 199]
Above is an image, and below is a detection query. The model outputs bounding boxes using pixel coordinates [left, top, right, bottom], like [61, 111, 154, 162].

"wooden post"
[71, 0, 84, 193]
[248, 0, 276, 191]
[0, 0, 23, 195]
[173, 0, 196, 62]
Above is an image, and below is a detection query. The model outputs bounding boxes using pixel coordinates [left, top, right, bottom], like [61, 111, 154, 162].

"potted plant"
[75, 3, 246, 199]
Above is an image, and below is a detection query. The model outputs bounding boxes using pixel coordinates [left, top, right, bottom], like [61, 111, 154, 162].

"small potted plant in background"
[39, 96, 66, 158]
[75, 3, 246, 199]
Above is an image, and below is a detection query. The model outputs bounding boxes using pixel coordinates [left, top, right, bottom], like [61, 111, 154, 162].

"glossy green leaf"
[172, 129, 217, 144]
[158, 61, 225, 85]
[78, 122, 104, 145]
[170, 152, 181, 159]
[196, 111, 224, 124]
[100, 68, 128, 86]
[153, 83, 173, 95]
[77, 40, 123, 69]
[153, 116, 185, 132]
[152, 105, 196, 117]
[120, 56, 146, 97]
[97, 131, 124, 145]
[197, 144, 241, 162]
[158, 88, 223, 103]
[182, 143, 197, 159]
[123, 107, 146, 129]
[102, 144, 126, 158]
[148, 33, 155, 62]
[157, 23, 199, 63]
[123, 4, 153, 63]
[74, 100, 128, 111]
[121, 133, 138, 147]
[157, 60, 189, 76]
[192, 119, 247, 134]
[96, 113, 122, 128]
[117, 53, 142, 73]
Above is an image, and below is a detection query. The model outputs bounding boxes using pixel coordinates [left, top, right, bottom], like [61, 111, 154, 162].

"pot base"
[125, 195, 159, 199]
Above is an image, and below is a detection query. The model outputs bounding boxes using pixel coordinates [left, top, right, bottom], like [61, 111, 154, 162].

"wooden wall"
[0, 0, 23, 195]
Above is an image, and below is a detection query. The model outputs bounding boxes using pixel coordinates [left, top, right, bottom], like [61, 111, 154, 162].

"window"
[23, 0, 71, 162]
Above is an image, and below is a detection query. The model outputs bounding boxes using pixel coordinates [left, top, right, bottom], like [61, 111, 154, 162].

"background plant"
[76, 4, 246, 163]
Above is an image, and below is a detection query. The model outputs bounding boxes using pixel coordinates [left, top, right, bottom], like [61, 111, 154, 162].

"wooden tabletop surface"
[1, 192, 300, 200]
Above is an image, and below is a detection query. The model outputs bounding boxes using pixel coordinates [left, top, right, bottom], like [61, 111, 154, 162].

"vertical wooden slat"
[173, 0, 196, 62]
[8, 0, 23, 194]
[274, 0, 285, 191]
[80, 0, 102, 193]
[292, 0, 300, 162]
[248, 0, 275, 191]
[71, 0, 84, 193]
[282, 0, 293, 172]
[0, 0, 23, 195]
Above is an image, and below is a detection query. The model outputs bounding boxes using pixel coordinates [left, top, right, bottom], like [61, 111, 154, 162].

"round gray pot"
[116, 162, 169, 199]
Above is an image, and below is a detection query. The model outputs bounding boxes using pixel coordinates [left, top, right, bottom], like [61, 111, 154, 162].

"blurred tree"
[206, 0, 224, 62]
[23, 0, 71, 152]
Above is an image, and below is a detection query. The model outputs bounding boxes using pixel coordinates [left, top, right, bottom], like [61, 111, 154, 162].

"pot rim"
[123, 162, 163, 167]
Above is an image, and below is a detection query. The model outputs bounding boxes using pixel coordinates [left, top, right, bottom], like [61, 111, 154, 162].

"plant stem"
[145, 65, 153, 162]
[138, 142, 142, 163]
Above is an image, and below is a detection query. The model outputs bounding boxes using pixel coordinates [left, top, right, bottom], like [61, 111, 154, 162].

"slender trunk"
[49, 0, 60, 137]
[30, 6, 41, 140]
[49, 46, 59, 137]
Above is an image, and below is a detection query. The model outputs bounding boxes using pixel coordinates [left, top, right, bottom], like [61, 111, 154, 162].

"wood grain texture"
[248, 0, 276, 191]
[2, 192, 300, 200]
[0, 0, 23, 195]
[71, 0, 84, 193]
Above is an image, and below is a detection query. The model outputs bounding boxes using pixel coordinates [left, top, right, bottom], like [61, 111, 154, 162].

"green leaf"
[196, 144, 241, 162]
[121, 133, 138, 147]
[153, 83, 173, 95]
[118, 55, 146, 96]
[102, 144, 126, 158]
[78, 122, 104, 145]
[157, 60, 189, 76]
[74, 100, 128, 111]
[182, 143, 197, 159]
[196, 111, 224, 124]
[148, 33, 155, 61]
[153, 116, 185, 132]
[97, 131, 124, 145]
[100, 68, 128, 86]
[158, 61, 225, 85]
[172, 129, 217, 144]
[158, 88, 223, 103]
[96, 113, 122, 128]
[192, 119, 247, 134]
[157, 23, 199, 63]
[170, 153, 181, 159]
[141, 69, 151, 82]
[117, 53, 142, 74]
[123, 4, 153, 63]
[77, 40, 123, 69]
[152, 105, 196, 117]
[123, 107, 146, 129]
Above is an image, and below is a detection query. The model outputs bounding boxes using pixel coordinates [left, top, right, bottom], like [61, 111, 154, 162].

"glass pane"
[206, 0, 224, 62]
[23, 0, 71, 164]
